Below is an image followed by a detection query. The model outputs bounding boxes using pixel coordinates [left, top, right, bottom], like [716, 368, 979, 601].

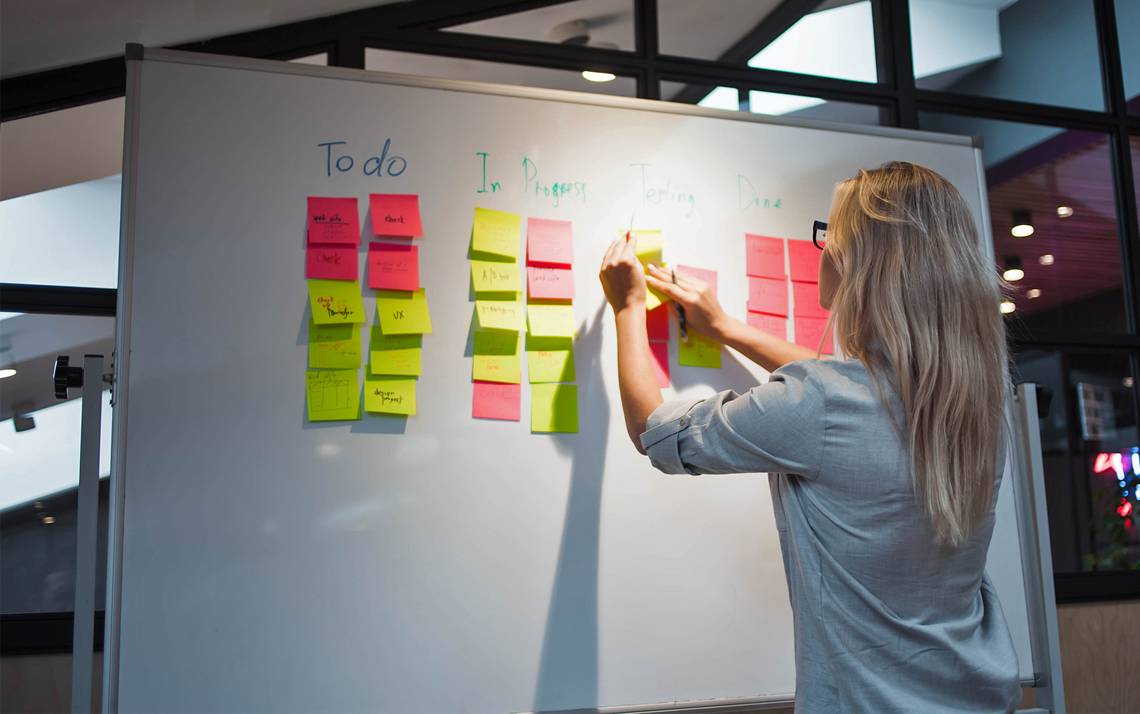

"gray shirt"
[640, 358, 1020, 713]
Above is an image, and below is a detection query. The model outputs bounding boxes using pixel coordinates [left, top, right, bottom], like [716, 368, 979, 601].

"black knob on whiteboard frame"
[53, 355, 84, 399]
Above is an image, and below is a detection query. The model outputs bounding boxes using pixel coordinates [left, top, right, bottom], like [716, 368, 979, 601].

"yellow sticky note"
[309, 323, 361, 369]
[526, 337, 575, 384]
[364, 377, 417, 416]
[531, 383, 578, 433]
[472, 207, 521, 260]
[631, 229, 663, 266]
[678, 330, 722, 368]
[475, 299, 524, 332]
[526, 304, 576, 338]
[306, 369, 361, 421]
[376, 288, 432, 334]
[473, 330, 521, 383]
[369, 326, 422, 376]
[470, 260, 520, 294]
[309, 280, 365, 324]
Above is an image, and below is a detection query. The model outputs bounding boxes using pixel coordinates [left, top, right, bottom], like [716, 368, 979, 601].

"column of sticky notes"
[744, 234, 832, 354]
[525, 218, 578, 434]
[787, 240, 832, 354]
[675, 265, 722, 369]
[470, 208, 525, 422]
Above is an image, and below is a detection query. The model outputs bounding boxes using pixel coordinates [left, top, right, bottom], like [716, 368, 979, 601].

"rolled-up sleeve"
[639, 361, 826, 477]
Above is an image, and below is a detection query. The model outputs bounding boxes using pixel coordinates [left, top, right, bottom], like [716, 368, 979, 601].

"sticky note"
[746, 234, 786, 278]
[527, 266, 574, 301]
[369, 194, 423, 238]
[309, 323, 361, 369]
[678, 331, 722, 368]
[471, 260, 520, 294]
[369, 327, 421, 376]
[747, 276, 788, 316]
[473, 330, 521, 384]
[649, 340, 670, 387]
[647, 305, 670, 342]
[527, 304, 576, 338]
[631, 229, 663, 266]
[527, 217, 573, 266]
[792, 281, 829, 318]
[475, 299, 525, 332]
[364, 376, 416, 415]
[307, 197, 359, 245]
[472, 207, 521, 260]
[306, 245, 357, 281]
[306, 369, 360, 421]
[472, 381, 521, 421]
[309, 279, 366, 324]
[376, 289, 432, 334]
[531, 383, 578, 433]
[788, 240, 822, 283]
[747, 311, 788, 339]
[526, 338, 575, 383]
[795, 315, 833, 354]
[646, 284, 668, 311]
[368, 243, 419, 291]
[676, 265, 718, 294]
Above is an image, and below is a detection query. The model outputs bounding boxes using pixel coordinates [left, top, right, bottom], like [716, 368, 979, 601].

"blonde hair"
[825, 161, 1008, 548]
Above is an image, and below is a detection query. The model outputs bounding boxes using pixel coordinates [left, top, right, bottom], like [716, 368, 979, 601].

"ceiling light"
[1011, 209, 1034, 238]
[581, 70, 616, 82]
[1038, 254, 1055, 266]
[42, 515, 55, 525]
[1000, 299, 1016, 315]
[1056, 206, 1073, 218]
[0, 368, 15, 379]
[1002, 256, 1024, 282]
[1027, 288, 1042, 299]
[1125, 376, 1135, 388]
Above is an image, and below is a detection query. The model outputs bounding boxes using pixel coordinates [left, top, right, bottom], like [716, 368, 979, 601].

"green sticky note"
[470, 259, 520, 294]
[526, 304, 576, 338]
[526, 338, 575, 384]
[376, 288, 432, 334]
[678, 330, 723, 368]
[309, 323, 361, 369]
[472, 207, 521, 260]
[475, 299, 524, 332]
[364, 377, 417, 416]
[531, 382, 578, 433]
[369, 326, 422, 376]
[306, 369, 361, 421]
[309, 280, 366, 324]
[473, 330, 521, 383]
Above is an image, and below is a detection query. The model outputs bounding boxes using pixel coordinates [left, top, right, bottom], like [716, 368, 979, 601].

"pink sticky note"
[747, 311, 787, 339]
[306, 244, 358, 281]
[792, 281, 828, 318]
[795, 315, 833, 354]
[746, 234, 786, 279]
[747, 276, 788, 316]
[788, 240, 821, 283]
[675, 265, 718, 295]
[527, 266, 575, 300]
[307, 197, 360, 245]
[368, 243, 419, 291]
[649, 340, 670, 387]
[370, 194, 423, 238]
[472, 381, 521, 421]
[647, 305, 670, 342]
[527, 218, 573, 266]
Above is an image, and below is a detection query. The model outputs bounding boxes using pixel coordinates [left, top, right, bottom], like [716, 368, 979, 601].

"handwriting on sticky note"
[475, 300, 524, 332]
[792, 281, 828, 318]
[368, 243, 419, 291]
[369, 194, 423, 238]
[472, 381, 521, 421]
[526, 340, 575, 383]
[364, 377, 417, 415]
[676, 265, 718, 294]
[473, 330, 521, 383]
[788, 240, 822, 283]
[678, 330, 722, 368]
[309, 323, 361, 369]
[306, 245, 358, 281]
[309, 280, 366, 324]
[746, 234, 786, 278]
[526, 304, 576, 338]
[747, 276, 788, 316]
[471, 260, 520, 294]
[526, 217, 573, 266]
[376, 288, 432, 334]
[472, 207, 521, 260]
[531, 383, 578, 433]
[369, 327, 422, 376]
[747, 311, 787, 339]
[306, 369, 360, 421]
[647, 305, 670, 342]
[526, 266, 574, 301]
[794, 315, 833, 354]
[649, 340, 670, 387]
[307, 197, 359, 245]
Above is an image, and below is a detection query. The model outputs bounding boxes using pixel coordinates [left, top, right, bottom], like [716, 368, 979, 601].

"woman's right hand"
[645, 264, 731, 340]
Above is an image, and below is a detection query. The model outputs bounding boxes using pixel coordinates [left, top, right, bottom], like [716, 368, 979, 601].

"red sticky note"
[527, 218, 573, 266]
[788, 240, 821, 283]
[368, 243, 419, 291]
[675, 265, 718, 295]
[794, 315, 833, 354]
[792, 281, 828, 318]
[747, 276, 788, 316]
[307, 197, 359, 245]
[649, 340, 670, 387]
[472, 381, 521, 421]
[746, 234, 786, 279]
[306, 244, 357, 281]
[647, 305, 670, 341]
[747, 311, 787, 339]
[527, 266, 575, 300]
[370, 194, 423, 238]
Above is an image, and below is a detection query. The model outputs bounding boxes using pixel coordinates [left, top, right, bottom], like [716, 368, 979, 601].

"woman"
[598, 162, 1020, 712]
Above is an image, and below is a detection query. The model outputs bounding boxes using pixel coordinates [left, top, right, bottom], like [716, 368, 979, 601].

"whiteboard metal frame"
[103, 45, 1060, 713]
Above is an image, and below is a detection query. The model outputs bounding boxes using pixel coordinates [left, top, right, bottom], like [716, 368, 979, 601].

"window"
[1117, 0, 1140, 115]
[444, 0, 634, 52]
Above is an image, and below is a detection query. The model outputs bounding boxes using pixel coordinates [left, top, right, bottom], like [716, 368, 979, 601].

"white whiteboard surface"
[109, 49, 1034, 713]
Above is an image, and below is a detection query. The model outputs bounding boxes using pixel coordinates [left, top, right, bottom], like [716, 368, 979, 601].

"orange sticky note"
[788, 240, 822, 283]
[746, 234, 786, 278]
[795, 315, 833, 354]
[527, 266, 574, 301]
[307, 197, 359, 245]
[747, 276, 788, 316]
[306, 244, 357, 281]
[647, 305, 670, 342]
[747, 311, 787, 339]
[369, 194, 423, 238]
[675, 265, 718, 294]
[792, 281, 828, 318]
[472, 381, 521, 421]
[649, 340, 670, 387]
[368, 243, 419, 291]
[527, 217, 573, 266]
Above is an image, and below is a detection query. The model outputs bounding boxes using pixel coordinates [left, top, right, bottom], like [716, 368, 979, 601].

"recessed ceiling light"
[42, 515, 55, 525]
[1011, 209, 1034, 238]
[581, 70, 616, 82]
[1056, 206, 1073, 218]
[1000, 299, 1016, 315]
[1002, 256, 1024, 282]
[1125, 376, 1135, 389]
[1027, 288, 1042, 299]
[0, 368, 15, 379]
[1038, 254, 1055, 266]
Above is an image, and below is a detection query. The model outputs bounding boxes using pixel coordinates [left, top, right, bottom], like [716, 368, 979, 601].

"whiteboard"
[108, 48, 1035, 713]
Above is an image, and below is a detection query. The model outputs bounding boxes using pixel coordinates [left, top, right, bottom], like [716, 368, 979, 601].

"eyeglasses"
[812, 220, 828, 250]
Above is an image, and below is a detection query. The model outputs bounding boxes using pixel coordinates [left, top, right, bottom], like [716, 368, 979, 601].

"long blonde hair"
[825, 161, 1008, 548]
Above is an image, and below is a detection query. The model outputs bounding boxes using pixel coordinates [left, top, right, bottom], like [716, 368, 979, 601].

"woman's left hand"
[599, 238, 647, 313]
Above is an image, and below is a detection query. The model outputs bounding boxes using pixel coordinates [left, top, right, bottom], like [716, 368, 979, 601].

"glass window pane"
[911, 0, 1104, 111]
[746, 90, 885, 125]
[920, 112, 1128, 334]
[659, 81, 742, 110]
[444, 0, 634, 51]
[1118, 0, 1140, 115]
[288, 52, 329, 66]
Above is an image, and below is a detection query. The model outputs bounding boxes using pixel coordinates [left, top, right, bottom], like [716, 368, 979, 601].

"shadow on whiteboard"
[671, 341, 764, 396]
